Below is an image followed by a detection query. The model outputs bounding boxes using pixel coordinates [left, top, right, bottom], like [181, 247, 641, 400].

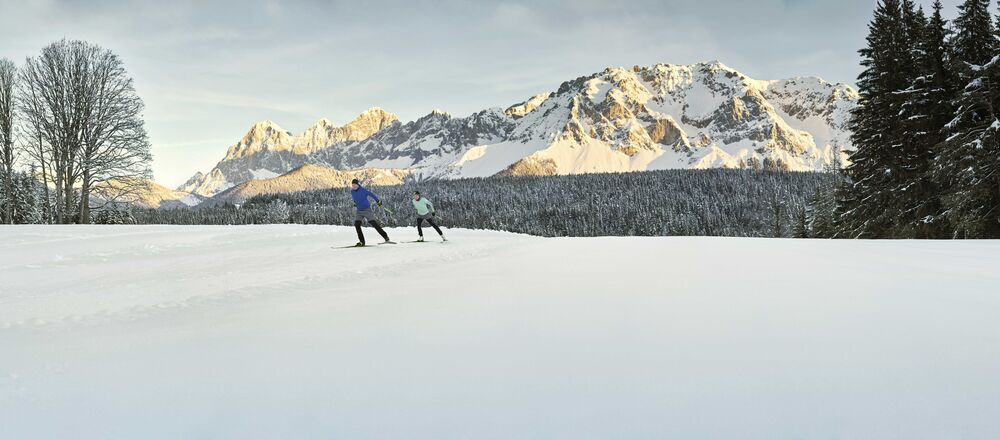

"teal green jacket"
[412, 197, 435, 215]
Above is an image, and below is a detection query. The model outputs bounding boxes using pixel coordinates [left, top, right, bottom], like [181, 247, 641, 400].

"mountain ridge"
[179, 61, 859, 198]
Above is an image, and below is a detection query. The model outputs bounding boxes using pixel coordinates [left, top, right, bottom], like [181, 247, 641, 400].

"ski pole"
[432, 212, 445, 227]
[376, 203, 396, 225]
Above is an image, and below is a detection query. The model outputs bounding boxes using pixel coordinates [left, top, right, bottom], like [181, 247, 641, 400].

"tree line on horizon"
[0, 39, 152, 225]
[134, 169, 829, 239]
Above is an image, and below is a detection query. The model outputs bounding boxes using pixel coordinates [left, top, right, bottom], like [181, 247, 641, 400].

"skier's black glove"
[432, 211, 437, 217]
[376, 201, 382, 207]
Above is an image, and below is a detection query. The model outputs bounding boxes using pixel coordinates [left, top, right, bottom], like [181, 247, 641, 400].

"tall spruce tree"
[893, 0, 954, 238]
[836, 0, 912, 238]
[933, 0, 1000, 238]
[901, 0, 926, 69]
[807, 148, 845, 238]
[953, 0, 996, 66]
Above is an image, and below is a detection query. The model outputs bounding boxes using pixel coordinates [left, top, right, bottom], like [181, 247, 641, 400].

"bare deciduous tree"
[0, 58, 17, 224]
[17, 74, 53, 223]
[20, 42, 79, 223]
[75, 44, 151, 222]
[19, 39, 151, 224]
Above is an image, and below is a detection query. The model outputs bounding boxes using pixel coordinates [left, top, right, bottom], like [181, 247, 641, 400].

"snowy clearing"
[1, 225, 999, 439]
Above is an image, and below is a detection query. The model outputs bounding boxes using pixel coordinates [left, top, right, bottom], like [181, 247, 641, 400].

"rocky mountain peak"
[506, 93, 552, 119]
[352, 107, 398, 127]
[334, 107, 399, 142]
[308, 118, 333, 129]
[224, 120, 294, 161]
[244, 120, 289, 138]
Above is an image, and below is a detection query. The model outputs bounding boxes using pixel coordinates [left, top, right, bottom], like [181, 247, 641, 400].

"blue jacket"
[351, 185, 380, 211]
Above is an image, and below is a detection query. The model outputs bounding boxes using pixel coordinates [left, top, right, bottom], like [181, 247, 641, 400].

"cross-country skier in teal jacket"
[412, 191, 446, 242]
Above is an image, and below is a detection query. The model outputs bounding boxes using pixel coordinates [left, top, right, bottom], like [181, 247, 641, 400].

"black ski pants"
[417, 217, 443, 237]
[355, 209, 389, 244]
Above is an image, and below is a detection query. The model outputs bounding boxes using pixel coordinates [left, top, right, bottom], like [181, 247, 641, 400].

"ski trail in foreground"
[1, 226, 999, 439]
[0, 225, 526, 328]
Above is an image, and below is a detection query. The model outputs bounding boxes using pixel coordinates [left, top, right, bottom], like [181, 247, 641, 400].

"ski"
[332, 241, 397, 249]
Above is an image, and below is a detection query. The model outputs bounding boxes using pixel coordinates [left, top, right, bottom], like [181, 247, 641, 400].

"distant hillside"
[95, 179, 204, 209]
[205, 164, 409, 206]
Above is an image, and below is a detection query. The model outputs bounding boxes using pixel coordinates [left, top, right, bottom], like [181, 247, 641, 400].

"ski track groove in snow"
[0, 225, 523, 330]
[1, 226, 1000, 439]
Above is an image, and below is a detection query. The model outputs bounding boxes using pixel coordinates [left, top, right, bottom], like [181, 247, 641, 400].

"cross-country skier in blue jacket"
[350, 179, 391, 246]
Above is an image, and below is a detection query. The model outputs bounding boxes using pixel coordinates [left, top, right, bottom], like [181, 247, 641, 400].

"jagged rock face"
[505, 93, 553, 119]
[646, 116, 690, 152]
[180, 61, 858, 198]
[224, 121, 294, 160]
[312, 108, 513, 172]
[183, 109, 400, 196]
[295, 108, 400, 155]
[762, 78, 857, 131]
[178, 172, 205, 193]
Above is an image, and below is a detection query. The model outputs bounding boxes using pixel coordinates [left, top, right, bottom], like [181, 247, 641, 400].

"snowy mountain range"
[178, 61, 858, 200]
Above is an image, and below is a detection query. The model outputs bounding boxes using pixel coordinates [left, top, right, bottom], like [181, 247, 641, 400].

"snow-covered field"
[2, 225, 999, 439]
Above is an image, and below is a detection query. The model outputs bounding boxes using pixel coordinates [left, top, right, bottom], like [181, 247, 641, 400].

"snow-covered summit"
[180, 61, 859, 197]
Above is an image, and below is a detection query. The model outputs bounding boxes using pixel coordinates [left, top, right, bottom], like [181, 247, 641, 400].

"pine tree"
[901, 0, 927, 70]
[0, 171, 44, 224]
[893, 0, 954, 238]
[933, 0, 1000, 238]
[836, 0, 912, 238]
[263, 199, 291, 224]
[953, 0, 996, 67]
[792, 204, 810, 238]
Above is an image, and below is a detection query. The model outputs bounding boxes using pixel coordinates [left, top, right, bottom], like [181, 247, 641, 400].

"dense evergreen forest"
[133, 169, 832, 238]
[837, 0, 1000, 238]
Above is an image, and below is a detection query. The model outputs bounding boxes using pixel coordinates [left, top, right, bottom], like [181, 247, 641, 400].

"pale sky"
[0, 0, 964, 187]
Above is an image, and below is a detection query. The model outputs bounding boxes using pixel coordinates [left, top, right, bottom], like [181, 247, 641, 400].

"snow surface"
[2, 225, 999, 439]
[177, 193, 203, 207]
[249, 168, 280, 180]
